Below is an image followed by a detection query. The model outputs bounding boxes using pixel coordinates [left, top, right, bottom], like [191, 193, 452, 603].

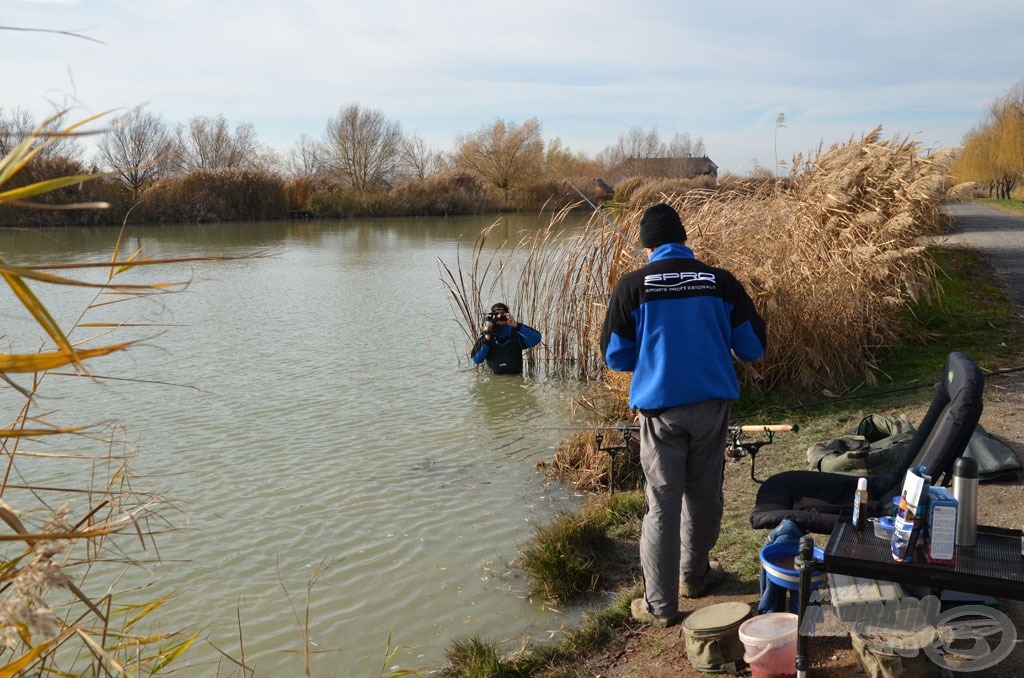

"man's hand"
[503, 312, 518, 328]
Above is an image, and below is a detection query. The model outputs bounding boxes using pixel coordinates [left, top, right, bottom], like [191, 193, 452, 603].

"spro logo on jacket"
[644, 270, 717, 292]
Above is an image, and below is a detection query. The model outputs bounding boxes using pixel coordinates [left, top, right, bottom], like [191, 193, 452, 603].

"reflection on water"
[0, 215, 588, 675]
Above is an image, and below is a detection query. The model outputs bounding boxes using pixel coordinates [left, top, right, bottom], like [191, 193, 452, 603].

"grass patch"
[517, 492, 646, 606]
[977, 197, 1024, 218]
[878, 246, 1019, 377]
[518, 512, 611, 605]
[442, 637, 512, 677]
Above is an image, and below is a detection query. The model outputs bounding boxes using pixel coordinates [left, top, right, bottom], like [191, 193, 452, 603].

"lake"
[0, 214, 593, 676]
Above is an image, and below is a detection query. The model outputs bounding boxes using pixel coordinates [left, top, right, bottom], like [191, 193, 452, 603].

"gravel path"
[942, 201, 1024, 308]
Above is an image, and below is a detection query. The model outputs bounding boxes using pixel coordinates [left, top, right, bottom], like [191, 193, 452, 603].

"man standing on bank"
[471, 302, 542, 375]
[600, 203, 767, 627]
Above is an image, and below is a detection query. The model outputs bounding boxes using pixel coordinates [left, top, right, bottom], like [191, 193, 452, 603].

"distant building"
[613, 156, 719, 182]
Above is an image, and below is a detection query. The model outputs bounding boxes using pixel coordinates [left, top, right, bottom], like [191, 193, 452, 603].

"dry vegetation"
[0, 112, 206, 676]
[441, 127, 956, 493]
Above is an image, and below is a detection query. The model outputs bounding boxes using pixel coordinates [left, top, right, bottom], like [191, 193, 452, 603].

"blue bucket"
[759, 542, 826, 591]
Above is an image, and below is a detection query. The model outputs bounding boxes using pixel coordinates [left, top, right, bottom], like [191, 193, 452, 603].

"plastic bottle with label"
[852, 476, 868, 531]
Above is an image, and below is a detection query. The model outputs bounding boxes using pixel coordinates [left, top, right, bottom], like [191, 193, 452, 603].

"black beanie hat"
[490, 302, 509, 313]
[639, 203, 687, 249]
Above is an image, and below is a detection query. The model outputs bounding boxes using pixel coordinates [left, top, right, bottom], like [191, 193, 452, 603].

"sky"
[5, 0, 1024, 176]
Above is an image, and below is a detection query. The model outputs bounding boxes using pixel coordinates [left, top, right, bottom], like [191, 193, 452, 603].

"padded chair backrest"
[869, 352, 984, 498]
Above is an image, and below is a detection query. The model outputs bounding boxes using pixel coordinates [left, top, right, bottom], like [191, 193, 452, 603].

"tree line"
[952, 80, 1024, 199]
[0, 103, 709, 226]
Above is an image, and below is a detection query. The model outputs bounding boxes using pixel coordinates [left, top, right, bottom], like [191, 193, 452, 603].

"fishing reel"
[726, 424, 800, 483]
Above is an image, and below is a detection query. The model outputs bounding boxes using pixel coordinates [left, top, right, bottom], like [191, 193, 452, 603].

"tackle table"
[794, 521, 1024, 676]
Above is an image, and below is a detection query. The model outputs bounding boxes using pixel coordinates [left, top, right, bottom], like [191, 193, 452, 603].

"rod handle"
[737, 424, 800, 433]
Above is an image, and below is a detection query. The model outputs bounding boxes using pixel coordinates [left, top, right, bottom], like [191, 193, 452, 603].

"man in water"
[471, 302, 542, 375]
[600, 203, 767, 626]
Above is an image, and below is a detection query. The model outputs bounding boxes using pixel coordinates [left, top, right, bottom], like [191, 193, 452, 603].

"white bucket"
[738, 612, 798, 678]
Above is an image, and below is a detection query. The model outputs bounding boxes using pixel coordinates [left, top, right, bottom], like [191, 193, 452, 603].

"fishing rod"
[568, 182, 767, 387]
[552, 421, 798, 489]
[567, 182, 644, 255]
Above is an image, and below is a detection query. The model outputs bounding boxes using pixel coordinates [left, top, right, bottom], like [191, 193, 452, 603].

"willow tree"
[452, 117, 544, 204]
[953, 81, 1024, 198]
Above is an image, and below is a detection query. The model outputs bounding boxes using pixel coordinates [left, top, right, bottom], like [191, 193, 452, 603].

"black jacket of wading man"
[471, 323, 542, 374]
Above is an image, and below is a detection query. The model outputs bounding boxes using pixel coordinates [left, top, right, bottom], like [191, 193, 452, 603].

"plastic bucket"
[738, 612, 798, 678]
[759, 542, 826, 591]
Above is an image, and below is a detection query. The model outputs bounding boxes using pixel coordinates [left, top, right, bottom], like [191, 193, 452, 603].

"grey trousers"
[638, 399, 730, 615]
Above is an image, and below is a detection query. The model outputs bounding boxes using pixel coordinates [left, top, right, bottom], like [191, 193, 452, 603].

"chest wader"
[486, 335, 524, 374]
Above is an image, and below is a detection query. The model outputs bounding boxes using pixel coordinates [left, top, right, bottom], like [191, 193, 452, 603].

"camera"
[484, 312, 509, 323]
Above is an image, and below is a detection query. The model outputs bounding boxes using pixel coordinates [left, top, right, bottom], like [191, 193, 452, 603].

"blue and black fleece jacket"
[599, 243, 766, 411]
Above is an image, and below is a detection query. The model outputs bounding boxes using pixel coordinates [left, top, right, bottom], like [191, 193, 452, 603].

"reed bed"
[440, 128, 953, 489]
[444, 127, 951, 388]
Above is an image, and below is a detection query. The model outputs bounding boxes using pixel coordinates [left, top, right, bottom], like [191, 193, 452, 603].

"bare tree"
[96, 109, 173, 201]
[171, 114, 261, 174]
[452, 117, 544, 202]
[0, 107, 83, 162]
[603, 126, 665, 177]
[664, 131, 709, 177]
[286, 133, 323, 178]
[667, 132, 705, 159]
[400, 133, 445, 182]
[322, 104, 404, 192]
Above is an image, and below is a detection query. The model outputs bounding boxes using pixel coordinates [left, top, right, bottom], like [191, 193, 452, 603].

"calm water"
[0, 215, 591, 676]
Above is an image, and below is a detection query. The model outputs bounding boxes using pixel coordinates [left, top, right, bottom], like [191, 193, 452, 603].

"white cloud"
[5, 0, 1024, 171]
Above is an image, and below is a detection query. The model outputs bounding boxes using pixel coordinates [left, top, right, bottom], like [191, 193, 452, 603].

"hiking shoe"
[680, 560, 726, 598]
[630, 597, 683, 627]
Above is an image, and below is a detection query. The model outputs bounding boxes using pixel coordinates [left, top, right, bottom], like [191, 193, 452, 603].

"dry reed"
[1, 113, 201, 675]
[444, 127, 950, 390]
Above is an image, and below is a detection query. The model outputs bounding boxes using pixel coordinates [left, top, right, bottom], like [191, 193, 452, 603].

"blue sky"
[5, 0, 1023, 175]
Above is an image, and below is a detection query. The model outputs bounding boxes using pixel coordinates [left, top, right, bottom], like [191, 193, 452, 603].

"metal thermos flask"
[952, 457, 979, 546]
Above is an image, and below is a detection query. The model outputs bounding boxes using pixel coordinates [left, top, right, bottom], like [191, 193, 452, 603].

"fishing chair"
[749, 351, 985, 534]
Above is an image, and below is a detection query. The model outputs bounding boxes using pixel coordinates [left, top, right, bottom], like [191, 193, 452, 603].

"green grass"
[881, 247, 1019, 373]
[518, 512, 610, 605]
[977, 197, 1024, 218]
[517, 492, 646, 605]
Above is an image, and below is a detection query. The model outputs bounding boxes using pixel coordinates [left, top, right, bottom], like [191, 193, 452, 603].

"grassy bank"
[438, 239, 1024, 676]
[978, 197, 1024, 218]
